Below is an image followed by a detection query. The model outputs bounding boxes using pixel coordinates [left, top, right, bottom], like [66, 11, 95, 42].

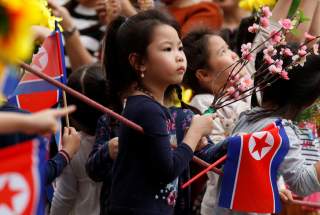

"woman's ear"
[128, 53, 146, 73]
[195, 69, 212, 82]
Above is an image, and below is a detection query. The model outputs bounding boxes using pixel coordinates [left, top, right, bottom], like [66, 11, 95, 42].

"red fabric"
[169, 2, 223, 36]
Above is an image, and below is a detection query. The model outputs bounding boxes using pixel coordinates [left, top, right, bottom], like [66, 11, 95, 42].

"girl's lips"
[177, 67, 186, 74]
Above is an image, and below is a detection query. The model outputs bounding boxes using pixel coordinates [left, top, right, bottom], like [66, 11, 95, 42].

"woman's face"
[206, 35, 247, 94]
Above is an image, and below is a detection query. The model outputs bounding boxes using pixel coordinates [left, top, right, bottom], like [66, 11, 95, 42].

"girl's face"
[206, 35, 247, 94]
[143, 24, 187, 89]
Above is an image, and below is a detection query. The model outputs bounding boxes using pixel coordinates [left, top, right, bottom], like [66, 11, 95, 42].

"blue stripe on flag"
[219, 136, 242, 208]
[271, 120, 290, 213]
[13, 78, 61, 95]
[35, 137, 47, 215]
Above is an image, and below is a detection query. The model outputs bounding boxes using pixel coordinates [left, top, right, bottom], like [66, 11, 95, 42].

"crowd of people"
[1, 0, 320, 215]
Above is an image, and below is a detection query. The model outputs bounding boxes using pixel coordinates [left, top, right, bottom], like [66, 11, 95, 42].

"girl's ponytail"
[104, 16, 127, 114]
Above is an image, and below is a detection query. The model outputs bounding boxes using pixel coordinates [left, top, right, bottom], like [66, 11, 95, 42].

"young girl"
[212, 43, 320, 215]
[50, 63, 108, 215]
[103, 10, 214, 215]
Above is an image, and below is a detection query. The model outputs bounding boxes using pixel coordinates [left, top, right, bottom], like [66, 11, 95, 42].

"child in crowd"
[213, 42, 320, 215]
[50, 63, 108, 215]
[101, 10, 214, 215]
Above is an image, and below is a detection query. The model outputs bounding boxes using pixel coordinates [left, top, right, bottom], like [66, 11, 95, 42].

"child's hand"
[195, 137, 208, 151]
[279, 189, 293, 203]
[138, 0, 154, 11]
[190, 114, 214, 137]
[31, 26, 51, 43]
[105, 0, 122, 24]
[23, 106, 76, 135]
[48, 0, 74, 30]
[62, 127, 81, 160]
[108, 137, 119, 160]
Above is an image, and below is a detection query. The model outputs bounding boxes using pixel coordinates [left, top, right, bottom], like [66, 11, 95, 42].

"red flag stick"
[19, 62, 219, 171]
[181, 155, 227, 189]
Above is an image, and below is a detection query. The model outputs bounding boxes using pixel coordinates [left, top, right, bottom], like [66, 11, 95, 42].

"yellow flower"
[239, 0, 276, 12]
[0, 0, 42, 63]
[0, 0, 61, 63]
[181, 87, 193, 104]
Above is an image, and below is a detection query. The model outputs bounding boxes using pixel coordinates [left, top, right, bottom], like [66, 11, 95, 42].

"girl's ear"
[128, 53, 146, 73]
[195, 69, 212, 82]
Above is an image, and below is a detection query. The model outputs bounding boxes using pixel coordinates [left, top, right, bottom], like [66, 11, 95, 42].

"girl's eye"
[178, 46, 184, 51]
[163, 47, 172, 51]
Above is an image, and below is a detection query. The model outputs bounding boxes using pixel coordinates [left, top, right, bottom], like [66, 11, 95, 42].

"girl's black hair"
[104, 9, 180, 113]
[182, 28, 215, 95]
[67, 63, 109, 136]
[250, 43, 320, 121]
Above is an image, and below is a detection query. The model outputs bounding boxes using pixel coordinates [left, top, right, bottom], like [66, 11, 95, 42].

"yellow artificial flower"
[239, 0, 276, 12]
[35, 0, 62, 31]
[0, 0, 60, 63]
[0, 0, 41, 63]
[181, 87, 193, 104]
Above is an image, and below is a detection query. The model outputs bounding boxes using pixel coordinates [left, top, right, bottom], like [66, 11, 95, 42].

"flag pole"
[18, 61, 215, 169]
[54, 26, 70, 128]
[62, 91, 70, 127]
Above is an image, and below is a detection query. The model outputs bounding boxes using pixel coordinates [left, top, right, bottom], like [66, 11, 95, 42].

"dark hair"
[251, 43, 320, 120]
[67, 63, 109, 136]
[104, 10, 180, 113]
[182, 28, 215, 95]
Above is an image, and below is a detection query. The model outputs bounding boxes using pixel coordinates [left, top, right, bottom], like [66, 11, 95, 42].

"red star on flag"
[252, 133, 271, 158]
[0, 179, 21, 211]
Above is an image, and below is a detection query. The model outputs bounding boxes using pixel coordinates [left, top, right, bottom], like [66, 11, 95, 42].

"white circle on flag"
[0, 173, 30, 214]
[31, 47, 48, 71]
[248, 131, 274, 160]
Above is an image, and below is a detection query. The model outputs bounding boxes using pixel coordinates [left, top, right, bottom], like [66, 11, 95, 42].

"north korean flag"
[0, 138, 46, 215]
[8, 29, 67, 112]
[219, 120, 290, 213]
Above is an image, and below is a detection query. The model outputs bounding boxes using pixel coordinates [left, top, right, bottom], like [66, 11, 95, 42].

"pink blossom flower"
[270, 30, 282, 45]
[233, 91, 240, 100]
[268, 64, 281, 74]
[298, 45, 307, 57]
[279, 19, 293, 30]
[241, 43, 254, 61]
[264, 54, 274, 64]
[261, 6, 272, 18]
[238, 84, 247, 92]
[248, 23, 260, 33]
[243, 53, 254, 61]
[280, 70, 289, 80]
[292, 54, 307, 67]
[227, 86, 236, 95]
[304, 32, 316, 42]
[241, 43, 252, 52]
[238, 76, 253, 91]
[260, 17, 270, 28]
[230, 74, 240, 85]
[281, 48, 293, 57]
[275, 59, 283, 68]
[313, 43, 319, 55]
[263, 45, 277, 56]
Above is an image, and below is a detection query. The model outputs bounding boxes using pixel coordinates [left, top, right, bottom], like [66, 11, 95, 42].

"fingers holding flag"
[23, 105, 76, 135]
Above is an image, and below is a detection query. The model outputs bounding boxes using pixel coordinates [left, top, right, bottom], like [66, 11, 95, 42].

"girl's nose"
[231, 51, 239, 61]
